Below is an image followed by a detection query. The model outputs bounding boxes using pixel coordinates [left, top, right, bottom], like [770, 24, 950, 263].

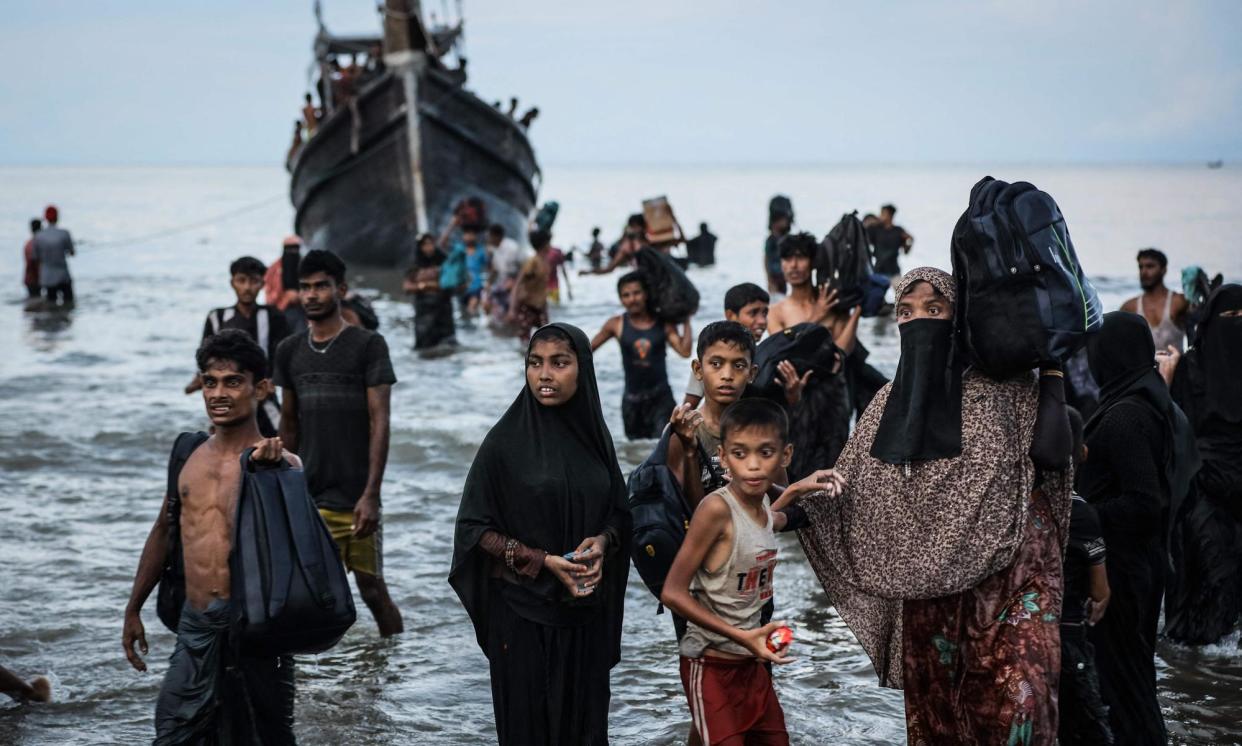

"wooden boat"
[288, 1, 540, 267]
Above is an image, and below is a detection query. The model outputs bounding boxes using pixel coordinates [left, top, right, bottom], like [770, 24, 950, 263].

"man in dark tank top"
[590, 271, 691, 439]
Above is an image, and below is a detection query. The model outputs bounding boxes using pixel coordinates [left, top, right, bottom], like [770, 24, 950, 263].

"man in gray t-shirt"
[33, 205, 75, 305]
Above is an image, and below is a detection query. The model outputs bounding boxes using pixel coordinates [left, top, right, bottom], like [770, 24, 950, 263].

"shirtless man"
[766, 232, 861, 479]
[123, 329, 299, 744]
[767, 232, 860, 352]
[1120, 247, 1189, 353]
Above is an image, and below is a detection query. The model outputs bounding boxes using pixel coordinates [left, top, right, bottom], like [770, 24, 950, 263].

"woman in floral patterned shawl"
[793, 267, 1073, 745]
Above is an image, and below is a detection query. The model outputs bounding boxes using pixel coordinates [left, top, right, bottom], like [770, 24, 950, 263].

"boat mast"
[383, 0, 430, 234]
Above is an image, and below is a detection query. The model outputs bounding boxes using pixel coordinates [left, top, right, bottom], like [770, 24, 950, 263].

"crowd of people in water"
[8, 187, 1241, 746]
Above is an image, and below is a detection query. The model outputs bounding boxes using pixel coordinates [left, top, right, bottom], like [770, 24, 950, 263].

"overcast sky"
[1, 0, 1238, 166]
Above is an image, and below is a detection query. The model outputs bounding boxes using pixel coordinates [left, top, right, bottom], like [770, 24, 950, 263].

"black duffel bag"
[952, 176, 1103, 378]
[635, 246, 700, 322]
[230, 449, 356, 656]
[815, 211, 874, 308]
[751, 323, 840, 403]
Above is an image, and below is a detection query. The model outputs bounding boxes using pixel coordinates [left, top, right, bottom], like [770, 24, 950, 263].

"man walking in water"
[123, 330, 299, 742]
[1120, 247, 1188, 352]
[275, 249, 404, 636]
[33, 205, 75, 307]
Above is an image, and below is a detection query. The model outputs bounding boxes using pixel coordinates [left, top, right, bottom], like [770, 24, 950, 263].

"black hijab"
[1085, 311, 1169, 437]
[1175, 284, 1242, 428]
[449, 323, 631, 663]
[871, 267, 965, 464]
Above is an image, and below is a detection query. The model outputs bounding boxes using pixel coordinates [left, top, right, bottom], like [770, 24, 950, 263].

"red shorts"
[680, 655, 789, 746]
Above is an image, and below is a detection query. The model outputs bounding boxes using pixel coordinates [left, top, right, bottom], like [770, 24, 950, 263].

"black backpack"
[752, 323, 840, 402]
[157, 431, 211, 632]
[230, 449, 356, 656]
[635, 246, 700, 323]
[952, 177, 1104, 378]
[815, 211, 875, 308]
[627, 427, 706, 606]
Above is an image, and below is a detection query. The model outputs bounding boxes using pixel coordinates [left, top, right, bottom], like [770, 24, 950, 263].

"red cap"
[44, 205, 58, 222]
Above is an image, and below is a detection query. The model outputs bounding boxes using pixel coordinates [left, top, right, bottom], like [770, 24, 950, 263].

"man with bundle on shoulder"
[123, 330, 300, 743]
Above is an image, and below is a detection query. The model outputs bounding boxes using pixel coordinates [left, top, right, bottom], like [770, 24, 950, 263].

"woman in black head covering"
[1165, 284, 1242, 644]
[403, 233, 457, 349]
[449, 323, 630, 746]
[1077, 311, 1178, 745]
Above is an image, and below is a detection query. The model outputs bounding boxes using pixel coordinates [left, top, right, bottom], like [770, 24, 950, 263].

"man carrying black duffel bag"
[122, 330, 339, 745]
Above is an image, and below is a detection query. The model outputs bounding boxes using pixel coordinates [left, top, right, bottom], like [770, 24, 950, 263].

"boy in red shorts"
[661, 398, 842, 745]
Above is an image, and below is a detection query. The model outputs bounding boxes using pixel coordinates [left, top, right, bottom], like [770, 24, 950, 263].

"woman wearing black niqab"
[1077, 311, 1179, 746]
[449, 323, 630, 745]
[1165, 284, 1242, 645]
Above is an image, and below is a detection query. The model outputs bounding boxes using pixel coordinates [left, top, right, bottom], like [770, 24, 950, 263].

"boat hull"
[289, 66, 539, 268]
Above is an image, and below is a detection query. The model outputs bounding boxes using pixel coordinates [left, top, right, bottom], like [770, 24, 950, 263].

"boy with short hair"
[683, 283, 775, 409]
[185, 256, 290, 436]
[661, 399, 841, 746]
[590, 270, 692, 439]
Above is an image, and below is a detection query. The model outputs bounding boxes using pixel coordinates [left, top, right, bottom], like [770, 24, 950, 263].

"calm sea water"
[0, 164, 1239, 745]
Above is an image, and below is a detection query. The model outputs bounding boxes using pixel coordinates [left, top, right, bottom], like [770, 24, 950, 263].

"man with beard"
[1165, 285, 1242, 645]
[1120, 248, 1188, 352]
[767, 232, 860, 479]
[275, 249, 404, 636]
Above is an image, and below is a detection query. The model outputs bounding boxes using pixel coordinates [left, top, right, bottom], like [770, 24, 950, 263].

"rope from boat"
[75, 193, 287, 250]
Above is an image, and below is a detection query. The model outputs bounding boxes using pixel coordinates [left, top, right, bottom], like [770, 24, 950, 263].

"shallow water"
[0, 164, 1239, 744]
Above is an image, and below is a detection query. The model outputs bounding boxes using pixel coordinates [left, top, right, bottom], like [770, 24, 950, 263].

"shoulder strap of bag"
[167, 432, 210, 521]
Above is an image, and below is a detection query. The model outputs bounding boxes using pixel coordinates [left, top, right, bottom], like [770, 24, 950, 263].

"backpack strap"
[257, 307, 270, 356]
[166, 432, 210, 525]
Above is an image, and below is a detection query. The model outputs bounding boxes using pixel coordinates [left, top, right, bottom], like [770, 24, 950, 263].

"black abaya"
[1078, 312, 1173, 746]
[1165, 285, 1242, 644]
[449, 323, 631, 746]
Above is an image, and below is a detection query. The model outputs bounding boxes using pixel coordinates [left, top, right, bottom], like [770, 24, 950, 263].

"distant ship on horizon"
[288, 0, 540, 267]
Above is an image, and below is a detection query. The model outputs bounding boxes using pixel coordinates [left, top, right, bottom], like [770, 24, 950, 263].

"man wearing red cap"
[33, 205, 75, 306]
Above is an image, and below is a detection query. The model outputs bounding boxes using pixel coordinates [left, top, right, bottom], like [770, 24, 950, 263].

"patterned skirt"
[901, 490, 1063, 746]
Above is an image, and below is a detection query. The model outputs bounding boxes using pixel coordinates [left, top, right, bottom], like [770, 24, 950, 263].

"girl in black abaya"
[449, 323, 631, 746]
[1077, 311, 1178, 746]
[1166, 284, 1242, 644]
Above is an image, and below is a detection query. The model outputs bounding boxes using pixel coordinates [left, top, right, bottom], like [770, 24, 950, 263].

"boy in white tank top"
[661, 399, 843, 745]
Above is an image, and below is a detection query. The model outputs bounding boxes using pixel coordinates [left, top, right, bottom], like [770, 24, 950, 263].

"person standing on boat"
[33, 205, 75, 307]
[1120, 248, 1188, 352]
[302, 92, 320, 137]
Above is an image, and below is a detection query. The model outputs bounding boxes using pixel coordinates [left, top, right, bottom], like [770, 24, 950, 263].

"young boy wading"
[123, 330, 300, 743]
[275, 250, 404, 636]
[662, 398, 842, 746]
[591, 271, 691, 440]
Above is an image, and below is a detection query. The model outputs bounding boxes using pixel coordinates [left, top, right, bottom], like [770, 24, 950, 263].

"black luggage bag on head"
[230, 449, 356, 656]
[952, 176, 1104, 379]
[816, 211, 875, 308]
[635, 246, 700, 323]
[751, 323, 840, 403]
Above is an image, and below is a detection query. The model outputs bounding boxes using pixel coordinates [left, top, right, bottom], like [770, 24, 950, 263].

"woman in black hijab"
[1077, 311, 1178, 745]
[1166, 284, 1242, 644]
[450, 323, 630, 745]
[403, 233, 456, 349]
